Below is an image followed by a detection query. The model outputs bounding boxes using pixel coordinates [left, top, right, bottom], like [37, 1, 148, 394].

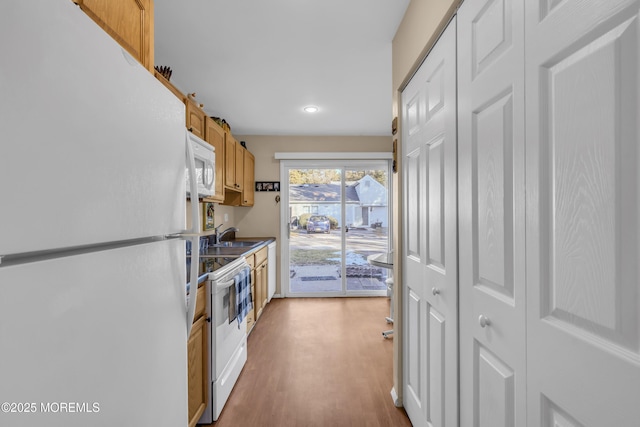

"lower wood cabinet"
[187, 283, 208, 427]
[254, 247, 268, 320]
[246, 245, 269, 333]
[255, 261, 267, 319]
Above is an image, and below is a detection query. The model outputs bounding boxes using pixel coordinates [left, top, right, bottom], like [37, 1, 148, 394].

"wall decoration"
[255, 181, 280, 192]
[391, 117, 398, 135]
[203, 202, 215, 230]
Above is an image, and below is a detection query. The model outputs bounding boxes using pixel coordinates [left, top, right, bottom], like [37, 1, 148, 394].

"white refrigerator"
[0, 2, 200, 426]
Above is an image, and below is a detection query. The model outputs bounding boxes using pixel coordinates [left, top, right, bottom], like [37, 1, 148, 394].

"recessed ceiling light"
[303, 105, 319, 113]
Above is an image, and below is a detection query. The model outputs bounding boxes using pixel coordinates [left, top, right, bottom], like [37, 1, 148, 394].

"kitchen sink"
[212, 241, 261, 248]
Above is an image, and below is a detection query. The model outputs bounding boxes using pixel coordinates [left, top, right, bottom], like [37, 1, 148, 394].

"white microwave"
[186, 131, 215, 198]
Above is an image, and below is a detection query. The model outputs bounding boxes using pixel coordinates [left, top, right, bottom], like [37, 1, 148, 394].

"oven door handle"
[217, 277, 236, 290]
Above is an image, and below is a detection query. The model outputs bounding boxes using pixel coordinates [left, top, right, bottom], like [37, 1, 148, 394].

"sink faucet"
[214, 224, 239, 244]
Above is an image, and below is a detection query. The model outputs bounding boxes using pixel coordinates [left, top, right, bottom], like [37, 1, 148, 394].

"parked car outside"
[306, 215, 330, 234]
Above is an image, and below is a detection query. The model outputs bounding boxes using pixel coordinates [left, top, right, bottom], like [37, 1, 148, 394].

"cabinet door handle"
[478, 315, 491, 328]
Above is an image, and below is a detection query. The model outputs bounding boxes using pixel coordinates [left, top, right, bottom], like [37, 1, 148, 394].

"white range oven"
[199, 256, 250, 423]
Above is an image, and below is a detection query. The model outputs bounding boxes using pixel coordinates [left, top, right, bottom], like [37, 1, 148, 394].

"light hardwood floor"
[205, 297, 412, 427]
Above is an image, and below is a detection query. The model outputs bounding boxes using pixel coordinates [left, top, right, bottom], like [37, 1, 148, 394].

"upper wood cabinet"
[75, 0, 154, 73]
[234, 141, 244, 192]
[204, 117, 225, 203]
[242, 150, 255, 206]
[224, 133, 240, 191]
[223, 140, 255, 207]
[185, 96, 206, 140]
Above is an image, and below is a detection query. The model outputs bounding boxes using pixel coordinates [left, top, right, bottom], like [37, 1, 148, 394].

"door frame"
[277, 153, 393, 298]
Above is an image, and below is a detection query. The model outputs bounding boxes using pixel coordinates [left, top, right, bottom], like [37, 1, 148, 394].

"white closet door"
[457, 0, 527, 425]
[525, 0, 640, 425]
[401, 18, 457, 427]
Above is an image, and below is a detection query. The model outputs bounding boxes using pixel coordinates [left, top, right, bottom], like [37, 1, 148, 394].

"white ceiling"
[154, 0, 410, 136]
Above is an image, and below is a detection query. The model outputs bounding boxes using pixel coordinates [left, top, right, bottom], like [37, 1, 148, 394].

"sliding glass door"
[282, 160, 391, 297]
[344, 166, 390, 293]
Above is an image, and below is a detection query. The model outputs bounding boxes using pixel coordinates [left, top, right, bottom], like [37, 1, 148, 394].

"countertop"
[198, 237, 276, 258]
[186, 237, 275, 290]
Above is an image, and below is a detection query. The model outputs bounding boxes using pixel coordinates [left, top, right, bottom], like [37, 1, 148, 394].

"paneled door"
[457, 0, 527, 425]
[401, 19, 457, 427]
[525, 0, 640, 424]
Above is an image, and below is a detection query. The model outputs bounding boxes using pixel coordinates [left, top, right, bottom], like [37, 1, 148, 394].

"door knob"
[432, 287, 440, 295]
[478, 315, 491, 328]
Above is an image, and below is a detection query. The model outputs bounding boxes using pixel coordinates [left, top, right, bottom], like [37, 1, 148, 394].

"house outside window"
[289, 175, 388, 228]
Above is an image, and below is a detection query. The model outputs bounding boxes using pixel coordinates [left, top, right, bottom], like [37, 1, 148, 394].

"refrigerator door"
[0, 1, 186, 255]
[0, 240, 187, 426]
